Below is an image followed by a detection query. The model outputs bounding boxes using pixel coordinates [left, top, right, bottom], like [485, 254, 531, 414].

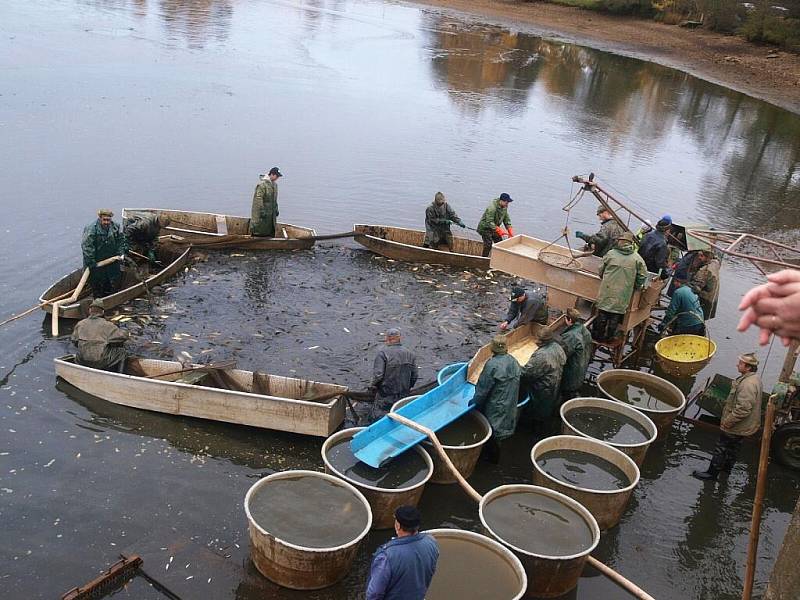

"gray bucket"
[244, 470, 372, 590]
[479, 484, 600, 598]
[322, 426, 433, 530]
[596, 369, 687, 441]
[531, 435, 640, 531]
[560, 397, 658, 466]
[424, 528, 527, 600]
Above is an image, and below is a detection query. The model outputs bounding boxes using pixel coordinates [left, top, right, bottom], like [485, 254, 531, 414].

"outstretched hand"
[737, 269, 800, 346]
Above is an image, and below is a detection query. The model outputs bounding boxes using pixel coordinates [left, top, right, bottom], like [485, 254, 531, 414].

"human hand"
[737, 269, 800, 345]
[457, 221, 466, 228]
[499, 321, 509, 331]
[575, 231, 585, 240]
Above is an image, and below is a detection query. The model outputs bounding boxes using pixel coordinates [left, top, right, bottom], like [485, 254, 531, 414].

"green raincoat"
[71, 315, 128, 370]
[721, 372, 763, 437]
[557, 323, 593, 394]
[81, 220, 126, 296]
[585, 218, 625, 257]
[476, 199, 511, 235]
[521, 340, 566, 421]
[124, 214, 162, 252]
[251, 178, 278, 237]
[596, 243, 647, 314]
[472, 352, 521, 440]
[424, 201, 462, 247]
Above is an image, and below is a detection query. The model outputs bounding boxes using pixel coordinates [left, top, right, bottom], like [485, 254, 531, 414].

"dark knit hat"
[395, 505, 421, 530]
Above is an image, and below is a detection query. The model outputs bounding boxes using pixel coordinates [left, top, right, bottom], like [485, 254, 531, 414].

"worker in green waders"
[521, 327, 566, 435]
[557, 308, 593, 403]
[476, 193, 514, 257]
[81, 209, 127, 298]
[472, 335, 521, 463]
[124, 213, 171, 262]
[250, 166, 281, 237]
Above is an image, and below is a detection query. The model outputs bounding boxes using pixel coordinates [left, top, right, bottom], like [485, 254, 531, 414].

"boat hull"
[54, 356, 347, 437]
[353, 224, 488, 269]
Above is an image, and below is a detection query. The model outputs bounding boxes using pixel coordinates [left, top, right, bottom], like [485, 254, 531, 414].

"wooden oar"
[51, 255, 123, 337]
[0, 288, 76, 328]
[386, 412, 657, 600]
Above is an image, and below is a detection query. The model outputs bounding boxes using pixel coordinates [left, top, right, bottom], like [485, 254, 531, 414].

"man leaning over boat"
[423, 191, 465, 252]
[124, 212, 171, 262]
[71, 299, 128, 373]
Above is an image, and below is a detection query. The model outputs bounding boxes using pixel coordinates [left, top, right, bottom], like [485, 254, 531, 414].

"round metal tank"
[560, 397, 658, 466]
[531, 435, 640, 531]
[322, 427, 433, 530]
[424, 528, 527, 600]
[244, 470, 372, 590]
[391, 396, 493, 485]
[596, 369, 687, 441]
[479, 484, 600, 598]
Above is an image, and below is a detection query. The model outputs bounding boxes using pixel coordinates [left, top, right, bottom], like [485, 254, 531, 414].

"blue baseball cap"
[499, 193, 513, 202]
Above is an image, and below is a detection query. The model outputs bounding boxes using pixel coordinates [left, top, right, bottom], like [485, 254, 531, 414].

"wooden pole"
[779, 340, 799, 384]
[51, 256, 122, 337]
[743, 396, 778, 600]
[0, 288, 76, 328]
[385, 412, 656, 600]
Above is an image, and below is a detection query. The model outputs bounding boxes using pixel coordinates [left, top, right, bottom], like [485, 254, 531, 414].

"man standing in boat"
[423, 191, 465, 252]
[500, 286, 548, 331]
[693, 353, 762, 481]
[370, 328, 418, 422]
[250, 166, 281, 237]
[575, 205, 625, 258]
[366, 505, 439, 600]
[477, 192, 514, 257]
[521, 326, 566, 435]
[82, 209, 127, 298]
[72, 299, 128, 372]
[124, 212, 171, 262]
[473, 335, 521, 463]
[557, 308, 593, 402]
[593, 232, 647, 343]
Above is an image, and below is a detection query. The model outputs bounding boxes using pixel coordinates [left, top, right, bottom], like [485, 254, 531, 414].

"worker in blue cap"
[638, 216, 672, 277]
[477, 193, 515, 257]
[366, 505, 439, 600]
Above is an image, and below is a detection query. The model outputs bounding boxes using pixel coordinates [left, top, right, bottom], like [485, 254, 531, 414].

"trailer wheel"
[772, 423, 800, 471]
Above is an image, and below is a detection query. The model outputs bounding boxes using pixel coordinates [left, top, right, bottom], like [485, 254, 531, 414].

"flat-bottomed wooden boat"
[54, 356, 348, 437]
[353, 224, 489, 269]
[39, 245, 191, 320]
[123, 208, 316, 250]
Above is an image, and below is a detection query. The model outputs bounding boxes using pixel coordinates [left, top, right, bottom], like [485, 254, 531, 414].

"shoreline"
[408, 0, 800, 115]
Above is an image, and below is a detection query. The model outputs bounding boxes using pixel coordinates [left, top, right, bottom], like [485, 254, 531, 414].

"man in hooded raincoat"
[521, 327, 566, 433]
[592, 231, 647, 342]
[251, 167, 281, 237]
[423, 192, 465, 252]
[557, 308, 593, 402]
[472, 335, 521, 463]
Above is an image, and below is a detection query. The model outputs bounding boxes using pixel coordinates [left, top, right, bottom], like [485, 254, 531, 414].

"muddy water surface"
[2, 0, 800, 598]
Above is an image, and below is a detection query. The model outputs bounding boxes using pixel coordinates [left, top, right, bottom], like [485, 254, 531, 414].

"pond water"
[1, 0, 799, 598]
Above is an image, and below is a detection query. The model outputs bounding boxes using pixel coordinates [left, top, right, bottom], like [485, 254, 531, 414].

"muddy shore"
[410, 0, 800, 114]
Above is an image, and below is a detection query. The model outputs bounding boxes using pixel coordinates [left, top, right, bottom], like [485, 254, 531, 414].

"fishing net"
[539, 250, 582, 270]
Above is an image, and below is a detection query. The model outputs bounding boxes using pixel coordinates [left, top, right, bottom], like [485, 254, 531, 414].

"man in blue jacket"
[366, 506, 439, 600]
[659, 279, 705, 336]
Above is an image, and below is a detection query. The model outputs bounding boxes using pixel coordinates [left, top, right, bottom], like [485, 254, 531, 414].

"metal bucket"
[391, 395, 492, 484]
[244, 470, 372, 590]
[560, 397, 658, 466]
[655, 334, 716, 378]
[480, 484, 600, 598]
[322, 427, 433, 530]
[531, 435, 640, 531]
[596, 369, 687, 441]
[424, 528, 527, 600]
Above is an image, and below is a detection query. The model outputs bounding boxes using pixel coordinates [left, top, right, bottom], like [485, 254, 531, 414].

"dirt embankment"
[413, 0, 800, 114]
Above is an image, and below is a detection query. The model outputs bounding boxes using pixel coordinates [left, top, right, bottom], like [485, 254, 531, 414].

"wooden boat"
[54, 355, 349, 437]
[39, 245, 191, 320]
[123, 208, 316, 250]
[353, 224, 489, 269]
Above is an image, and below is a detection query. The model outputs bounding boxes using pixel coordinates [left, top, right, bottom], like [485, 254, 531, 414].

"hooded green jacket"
[521, 340, 566, 421]
[473, 352, 521, 440]
[596, 243, 647, 314]
[477, 199, 511, 235]
[557, 323, 593, 393]
[251, 178, 278, 237]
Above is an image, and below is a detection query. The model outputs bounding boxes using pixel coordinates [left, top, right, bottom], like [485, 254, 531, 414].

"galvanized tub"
[244, 470, 372, 590]
[479, 484, 600, 598]
[560, 397, 658, 466]
[391, 396, 492, 485]
[424, 528, 527, 600]
[322, 426, 433, 530]
[596, 369, 687, 441]
[531, 435, 640, 531]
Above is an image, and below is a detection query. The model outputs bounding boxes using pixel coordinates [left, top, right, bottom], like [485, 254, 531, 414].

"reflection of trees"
[158, 0, 233, 48]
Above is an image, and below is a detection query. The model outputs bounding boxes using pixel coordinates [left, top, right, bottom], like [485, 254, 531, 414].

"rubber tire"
[771, 423, 800, 471]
